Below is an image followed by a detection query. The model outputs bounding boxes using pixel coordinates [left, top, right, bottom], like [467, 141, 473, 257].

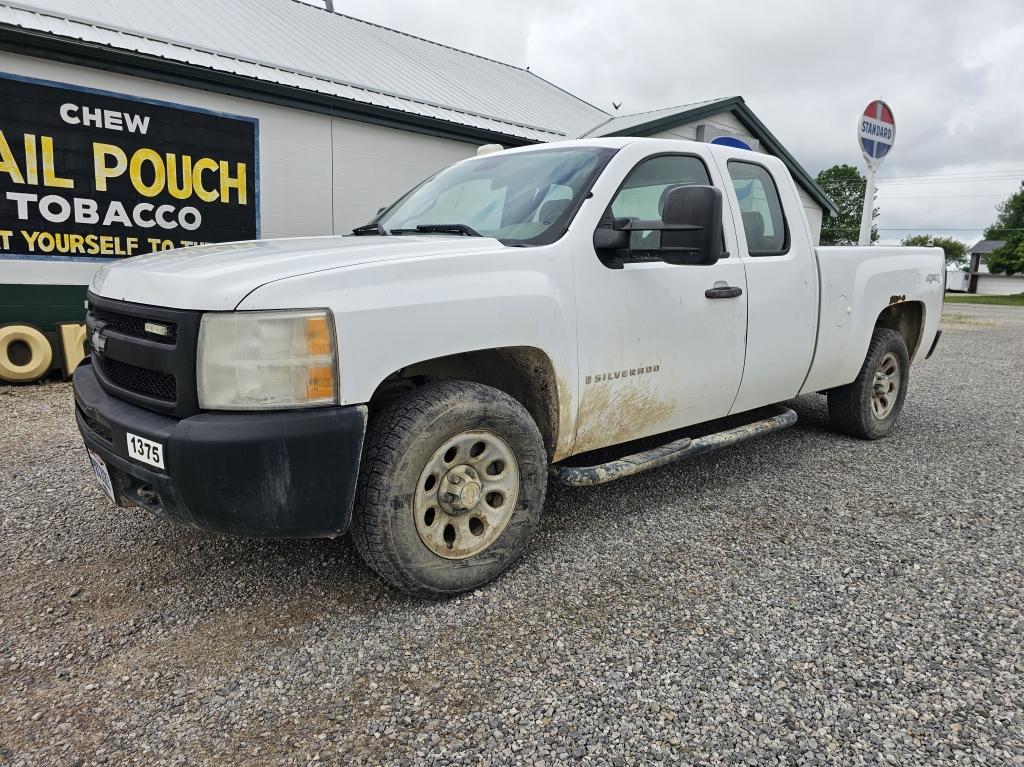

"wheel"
[350, 381, 547, 597]
[828, 328, 910, 440]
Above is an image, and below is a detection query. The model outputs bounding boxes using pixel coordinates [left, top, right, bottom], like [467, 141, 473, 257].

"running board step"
[552, 406, 798, 487]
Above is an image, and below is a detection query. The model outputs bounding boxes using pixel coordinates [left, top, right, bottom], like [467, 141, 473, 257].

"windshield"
[374, 146, 616, 246]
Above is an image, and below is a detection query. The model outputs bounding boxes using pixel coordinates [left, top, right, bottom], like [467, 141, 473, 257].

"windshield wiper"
[391, 224, 482, 237]
[352, 222, 389, 236]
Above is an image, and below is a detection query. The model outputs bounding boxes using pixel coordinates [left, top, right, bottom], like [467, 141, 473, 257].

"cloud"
[317, 0, 1024, 244]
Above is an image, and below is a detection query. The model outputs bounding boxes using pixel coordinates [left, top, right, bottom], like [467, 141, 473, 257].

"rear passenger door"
[716, 156, 818, 413]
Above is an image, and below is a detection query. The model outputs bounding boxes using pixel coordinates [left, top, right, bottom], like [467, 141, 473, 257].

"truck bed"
[801, 246, 945, 394]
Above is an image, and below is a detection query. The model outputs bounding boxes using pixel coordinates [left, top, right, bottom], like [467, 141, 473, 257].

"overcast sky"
[312, 0, 1024, 246]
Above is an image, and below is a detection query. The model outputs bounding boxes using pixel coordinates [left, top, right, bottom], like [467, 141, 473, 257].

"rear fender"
[801, 246, 943, 394]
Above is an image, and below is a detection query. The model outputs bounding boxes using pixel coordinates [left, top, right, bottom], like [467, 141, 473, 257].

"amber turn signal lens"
[305, 317, 335, 400]
[306, 365, 335, 400]
[305, 315, 332, 356]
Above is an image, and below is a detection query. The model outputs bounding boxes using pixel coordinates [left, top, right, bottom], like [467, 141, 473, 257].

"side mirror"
[657, 185, 723, 266]
[592, 187, 724, 268]
[593, 217, 630, 251]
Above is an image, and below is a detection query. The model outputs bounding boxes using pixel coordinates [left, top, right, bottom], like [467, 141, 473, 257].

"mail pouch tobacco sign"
[0, 74, 259, 259]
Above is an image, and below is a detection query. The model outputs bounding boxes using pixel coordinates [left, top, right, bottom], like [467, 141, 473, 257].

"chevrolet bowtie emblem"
[91, 329, 106, 354]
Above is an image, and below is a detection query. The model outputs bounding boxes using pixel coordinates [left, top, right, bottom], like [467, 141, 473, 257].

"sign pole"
[858, 162, 876, 246]
[856, 99, 895, 247]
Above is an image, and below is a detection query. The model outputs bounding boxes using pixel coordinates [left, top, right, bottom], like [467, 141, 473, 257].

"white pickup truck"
[74, 138, 944, 595]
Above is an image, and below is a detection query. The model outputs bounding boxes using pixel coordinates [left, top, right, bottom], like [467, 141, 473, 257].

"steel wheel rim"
[870, 351, 901, 420]
[413, 429, 520, 560]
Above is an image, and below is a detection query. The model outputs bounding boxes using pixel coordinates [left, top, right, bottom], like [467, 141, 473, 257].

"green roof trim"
[595, 96, 838, 217]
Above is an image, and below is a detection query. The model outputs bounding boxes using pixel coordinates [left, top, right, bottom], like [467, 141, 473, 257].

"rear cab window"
[727, 160, 789, 256]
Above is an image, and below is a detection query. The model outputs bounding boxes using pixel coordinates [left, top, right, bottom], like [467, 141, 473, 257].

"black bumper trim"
[74, 363, 367, 538]
[926, 329, 942, 359]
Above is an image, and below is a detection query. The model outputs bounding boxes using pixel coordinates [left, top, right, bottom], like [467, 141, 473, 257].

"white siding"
[945, 271, 970, 292]
[976, 274, 1024, 295]
[798, 187, 824, 245]
[649, 124, 699, 141]
[331, 119, 474, 234]
[649, 111, 824, 244]
[650, 111, 752, 143]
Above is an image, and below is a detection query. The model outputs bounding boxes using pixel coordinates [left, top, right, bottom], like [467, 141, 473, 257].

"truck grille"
[86, 292, 202, 417]
[95, 357, 177, 402]
[90, 306, 177, 343]
[76, 405, 113, 444]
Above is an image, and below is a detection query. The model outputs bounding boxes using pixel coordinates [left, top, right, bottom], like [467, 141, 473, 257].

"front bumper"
[73, 362, 367, 537]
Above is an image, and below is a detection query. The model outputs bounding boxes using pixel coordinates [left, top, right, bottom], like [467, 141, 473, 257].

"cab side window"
[727, 161, 789, 256]
[610, 155, 711, 251]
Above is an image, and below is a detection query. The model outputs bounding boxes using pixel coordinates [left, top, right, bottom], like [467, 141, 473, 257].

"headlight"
[197, 309, 338, 410]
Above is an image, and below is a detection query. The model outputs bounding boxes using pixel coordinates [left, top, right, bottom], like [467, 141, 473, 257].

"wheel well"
[368, 347, 561, 457]
[874, 301, 925, 359]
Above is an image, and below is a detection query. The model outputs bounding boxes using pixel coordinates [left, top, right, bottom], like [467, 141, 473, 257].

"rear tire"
[350, 381, 547, 597]
[828, 328, 910, 440]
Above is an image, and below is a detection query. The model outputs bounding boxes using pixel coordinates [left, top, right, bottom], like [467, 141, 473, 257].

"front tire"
[350, 381, 547, 597]
[828, 327, 910, 440]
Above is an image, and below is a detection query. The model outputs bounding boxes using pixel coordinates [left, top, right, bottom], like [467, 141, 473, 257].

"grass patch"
[941, 312, 997, 328]
[945, 293, 1024, 306]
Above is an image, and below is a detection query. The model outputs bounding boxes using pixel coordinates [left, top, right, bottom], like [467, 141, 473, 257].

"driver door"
[571, 152, 748, 455]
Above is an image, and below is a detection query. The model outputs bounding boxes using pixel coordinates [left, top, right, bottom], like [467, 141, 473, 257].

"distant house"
[967, 240, 1024, 295]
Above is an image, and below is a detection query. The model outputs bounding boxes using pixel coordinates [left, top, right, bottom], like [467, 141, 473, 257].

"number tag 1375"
[126, 432, 165, 469]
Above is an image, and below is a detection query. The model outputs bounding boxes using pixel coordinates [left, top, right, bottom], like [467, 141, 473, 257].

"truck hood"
[90, 235, 503, 310]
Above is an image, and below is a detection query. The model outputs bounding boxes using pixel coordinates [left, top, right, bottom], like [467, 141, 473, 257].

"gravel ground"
[2, 303, 1023, 766]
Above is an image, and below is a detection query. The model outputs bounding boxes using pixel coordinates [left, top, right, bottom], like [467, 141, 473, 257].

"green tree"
[815, 164, 878, 245]
[901, 234, 967, 267]
[984, 181, 1024, 275]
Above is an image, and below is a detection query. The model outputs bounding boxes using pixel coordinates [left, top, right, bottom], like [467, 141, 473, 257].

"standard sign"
[858, 100, 895, 166]
[0, 73, 259, 259]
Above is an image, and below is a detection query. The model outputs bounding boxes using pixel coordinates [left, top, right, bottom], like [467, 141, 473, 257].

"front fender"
[238, 245, 579, 449]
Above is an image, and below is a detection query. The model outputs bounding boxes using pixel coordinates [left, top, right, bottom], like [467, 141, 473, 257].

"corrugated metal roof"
[0, 0, 607, 141]
[970, 240, 1005, 254]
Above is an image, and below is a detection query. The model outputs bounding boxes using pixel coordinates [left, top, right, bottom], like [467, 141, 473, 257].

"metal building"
[966, 240, 1024, 295]
[0, 0, 836, 382]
